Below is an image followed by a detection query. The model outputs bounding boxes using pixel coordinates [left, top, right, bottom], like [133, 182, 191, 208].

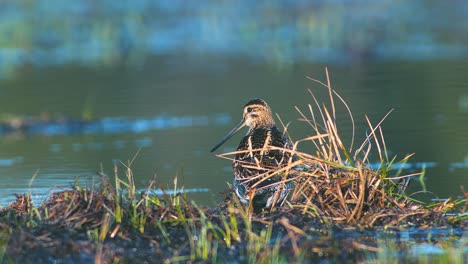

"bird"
[211, 98, 295, 210]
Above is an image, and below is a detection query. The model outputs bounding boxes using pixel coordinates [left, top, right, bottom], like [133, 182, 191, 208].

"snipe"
[211, 98, 294, 210]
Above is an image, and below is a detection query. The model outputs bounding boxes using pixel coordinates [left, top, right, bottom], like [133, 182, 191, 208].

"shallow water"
[0, 1, 468, 207]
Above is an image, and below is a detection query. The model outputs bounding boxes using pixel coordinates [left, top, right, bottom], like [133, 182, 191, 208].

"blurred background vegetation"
[1, 0, 467, 75]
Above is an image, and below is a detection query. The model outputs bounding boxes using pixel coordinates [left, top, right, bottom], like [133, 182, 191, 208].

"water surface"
[0, 1, 467, 206]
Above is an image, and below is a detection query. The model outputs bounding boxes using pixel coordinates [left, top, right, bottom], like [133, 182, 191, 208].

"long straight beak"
[210, 119, 246, 152]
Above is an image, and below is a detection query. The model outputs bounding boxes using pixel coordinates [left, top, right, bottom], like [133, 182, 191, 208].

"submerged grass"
[0, 69, 467, 262]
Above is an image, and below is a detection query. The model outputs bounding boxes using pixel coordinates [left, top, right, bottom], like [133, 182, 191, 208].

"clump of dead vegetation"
[288, 71, 465, 227]
[217, 69, 467, 228]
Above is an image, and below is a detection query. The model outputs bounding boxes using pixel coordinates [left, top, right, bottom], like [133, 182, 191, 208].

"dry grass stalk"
[216, 68, 460, 227]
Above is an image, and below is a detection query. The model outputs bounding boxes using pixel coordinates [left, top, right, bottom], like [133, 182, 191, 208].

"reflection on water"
[367, 161, 438, 171]
[375, 228, 467, 261]
[0, 157, 23, 167]
[0, 112, 233, 206]
[0, 113, 230, 136]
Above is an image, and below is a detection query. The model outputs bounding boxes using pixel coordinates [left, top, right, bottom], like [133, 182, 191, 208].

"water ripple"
[0, 113, 231, 136]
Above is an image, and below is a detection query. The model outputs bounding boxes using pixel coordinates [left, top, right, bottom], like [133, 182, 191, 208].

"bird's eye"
[247, 107, 253, 113]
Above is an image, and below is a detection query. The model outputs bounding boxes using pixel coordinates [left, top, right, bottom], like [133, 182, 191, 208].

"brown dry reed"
[217, 68, 466, 227]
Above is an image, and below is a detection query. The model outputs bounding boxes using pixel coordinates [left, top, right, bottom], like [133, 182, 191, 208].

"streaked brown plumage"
[211, 98, 294, 209]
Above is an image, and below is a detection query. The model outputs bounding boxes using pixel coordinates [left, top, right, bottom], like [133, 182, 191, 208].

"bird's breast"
[233, 127, 292, 170]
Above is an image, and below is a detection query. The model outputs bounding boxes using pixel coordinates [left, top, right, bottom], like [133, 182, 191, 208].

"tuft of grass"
[216, 68, 466, 229]
[0, 224, 11, 264]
